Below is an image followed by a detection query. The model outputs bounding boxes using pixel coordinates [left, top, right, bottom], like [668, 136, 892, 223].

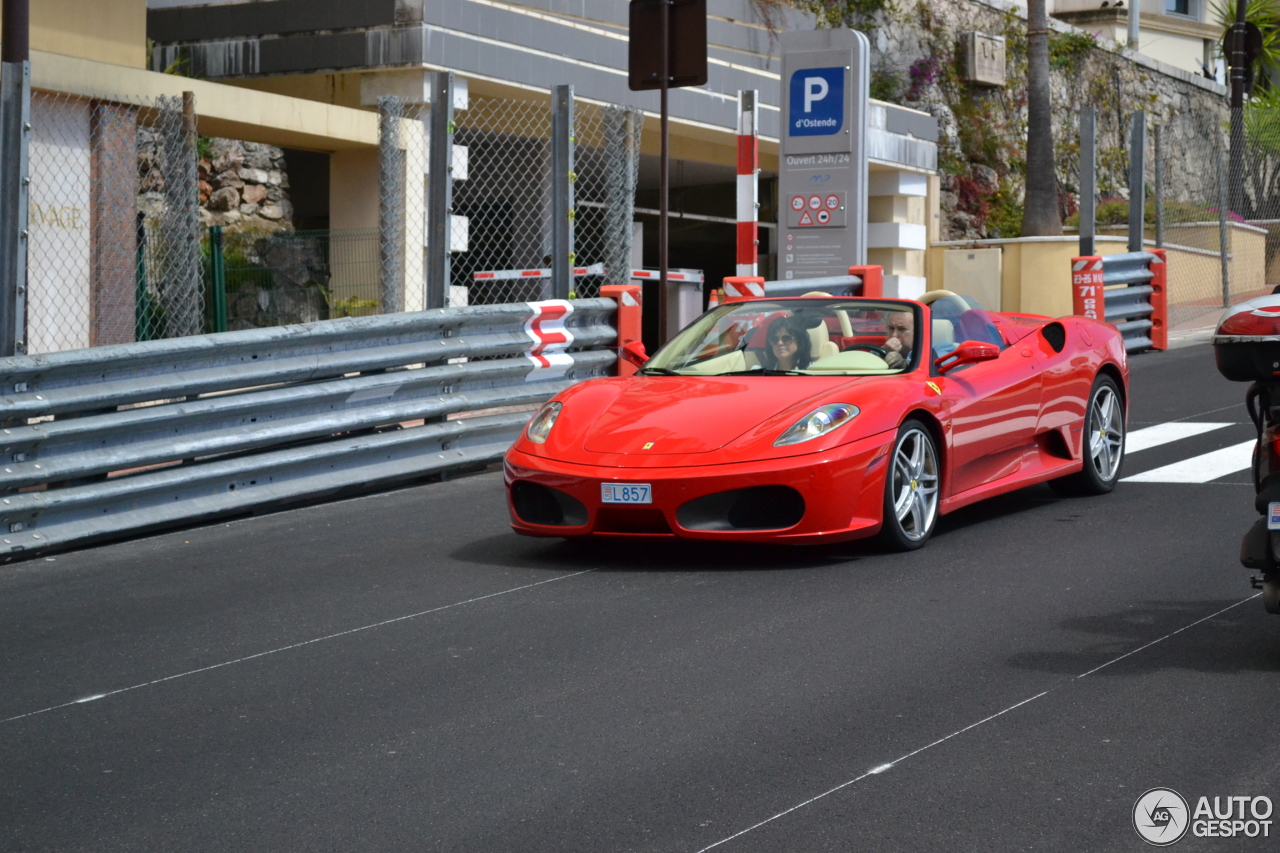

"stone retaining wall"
[198, 139, 295, 231]
[857, 0, 1228, 240]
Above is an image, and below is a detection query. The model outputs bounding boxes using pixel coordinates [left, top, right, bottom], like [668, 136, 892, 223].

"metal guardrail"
[1072, 251, 1167, 353]
[0, 299, 618, 559]
[1101, 252, 1157, 352]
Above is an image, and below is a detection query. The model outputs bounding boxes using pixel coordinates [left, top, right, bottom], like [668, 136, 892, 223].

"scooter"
[1216, 294, 1280, 614]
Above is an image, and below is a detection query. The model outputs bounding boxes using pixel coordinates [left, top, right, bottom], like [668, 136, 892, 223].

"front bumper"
[504, 430, 896, 544]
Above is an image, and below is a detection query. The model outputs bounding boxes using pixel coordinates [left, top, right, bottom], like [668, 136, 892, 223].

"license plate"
[1269, 502, 1280, 530]
[601, 483, 652, 504]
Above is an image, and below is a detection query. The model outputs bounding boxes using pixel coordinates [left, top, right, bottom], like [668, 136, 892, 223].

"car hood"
[582, 376, 855, 455]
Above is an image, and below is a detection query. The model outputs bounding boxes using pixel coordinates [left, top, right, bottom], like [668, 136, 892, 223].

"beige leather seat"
[919, 289, 959, 306]
[932, 319, 955, 346]
[807, 321, 840, 361]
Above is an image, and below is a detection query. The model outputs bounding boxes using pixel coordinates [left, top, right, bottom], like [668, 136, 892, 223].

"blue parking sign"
[788, 66, 845, 137]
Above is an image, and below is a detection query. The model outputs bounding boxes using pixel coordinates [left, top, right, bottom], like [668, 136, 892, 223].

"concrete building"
[145, 0, 941, 299]
[1046, 0, 1221, 78]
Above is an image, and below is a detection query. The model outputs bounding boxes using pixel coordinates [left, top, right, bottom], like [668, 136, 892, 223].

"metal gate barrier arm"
[720, 265, 884, 303]
[0, 298, 619, 559]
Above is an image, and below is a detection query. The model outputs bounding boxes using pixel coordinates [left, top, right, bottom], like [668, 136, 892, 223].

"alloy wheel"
[1088, 385, 1124, 483]
[891, 427, 939, 541]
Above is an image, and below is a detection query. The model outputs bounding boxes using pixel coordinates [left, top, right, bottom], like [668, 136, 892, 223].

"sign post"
[629, 0, 707, 343]
[0, 0, 31, 356]
[778, 29, 869, 284]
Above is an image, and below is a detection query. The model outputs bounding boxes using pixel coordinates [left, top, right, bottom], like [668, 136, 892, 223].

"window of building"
[1165, 0, 1195, 17]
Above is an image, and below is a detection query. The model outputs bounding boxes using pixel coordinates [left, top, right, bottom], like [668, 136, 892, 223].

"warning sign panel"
[787, 196, 846, 228]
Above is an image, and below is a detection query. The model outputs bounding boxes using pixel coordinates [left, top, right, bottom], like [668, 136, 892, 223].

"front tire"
[877, 418, 940, 551]
[1051, 374, 1125, 496]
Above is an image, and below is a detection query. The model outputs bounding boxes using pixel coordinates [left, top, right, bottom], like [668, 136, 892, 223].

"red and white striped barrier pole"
[736, 90, 759, 279]
[1071, 256, 1105, 319]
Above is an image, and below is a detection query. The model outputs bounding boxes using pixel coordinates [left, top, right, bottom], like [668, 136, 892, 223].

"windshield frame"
[642, 297, 926, 377]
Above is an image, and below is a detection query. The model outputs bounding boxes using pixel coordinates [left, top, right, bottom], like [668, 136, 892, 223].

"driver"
[883, 310, 914, 370]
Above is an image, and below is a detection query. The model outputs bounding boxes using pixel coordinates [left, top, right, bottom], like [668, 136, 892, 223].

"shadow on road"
[934, 483, 1063, 537]
[1006, 599, 1280, 675]
[450, 532, 880, 573]
[453, 483, 1076, 573]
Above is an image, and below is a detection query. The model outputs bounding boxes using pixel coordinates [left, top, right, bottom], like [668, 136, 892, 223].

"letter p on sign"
[804, 77, 828, 112]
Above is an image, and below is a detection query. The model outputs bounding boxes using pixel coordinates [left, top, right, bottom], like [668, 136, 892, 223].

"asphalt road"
[2, 341, 1277, 852]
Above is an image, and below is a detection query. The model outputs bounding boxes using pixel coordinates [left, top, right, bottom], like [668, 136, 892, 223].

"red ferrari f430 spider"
[504, 292, 1128, 549]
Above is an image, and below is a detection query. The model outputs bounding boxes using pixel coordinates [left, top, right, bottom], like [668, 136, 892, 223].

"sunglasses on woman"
[769, 334, 797, 345]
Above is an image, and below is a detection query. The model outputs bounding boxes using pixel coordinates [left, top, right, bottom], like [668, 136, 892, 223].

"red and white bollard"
[722, 276, 766, 304]
[1148, 249, 1168, 351]
[848, 265, 884, 299]
[736, 90, 759, 279]
[602, 284, 643, 376]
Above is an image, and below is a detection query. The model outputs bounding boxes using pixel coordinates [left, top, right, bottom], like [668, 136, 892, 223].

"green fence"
[202, 228, 381, 333]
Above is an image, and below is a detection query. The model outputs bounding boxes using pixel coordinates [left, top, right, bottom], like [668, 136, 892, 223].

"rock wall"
[197, 139, 295, 230]
[858, 0, 1228, 240]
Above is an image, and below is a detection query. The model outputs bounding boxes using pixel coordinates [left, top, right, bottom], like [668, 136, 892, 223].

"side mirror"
[621, 340, 649, 368]
[934, 340, 1000, 374]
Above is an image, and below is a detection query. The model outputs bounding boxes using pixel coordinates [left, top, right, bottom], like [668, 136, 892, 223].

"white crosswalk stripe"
[1124, 422, 1232, 454]
[1122, 439, 1255, 484]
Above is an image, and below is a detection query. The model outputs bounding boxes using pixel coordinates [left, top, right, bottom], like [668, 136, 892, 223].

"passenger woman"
[761, 315, 814, 371]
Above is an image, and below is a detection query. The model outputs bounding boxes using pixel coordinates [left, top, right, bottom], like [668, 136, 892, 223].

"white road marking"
[693, 595, 1259, 853]
[1125, 422, 1232, 454]
[1, 569, 595, 726]
[1121, 439, 1256, 483]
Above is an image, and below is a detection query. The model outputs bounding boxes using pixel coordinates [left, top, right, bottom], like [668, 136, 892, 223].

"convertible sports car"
[504, 292, 1128, 549]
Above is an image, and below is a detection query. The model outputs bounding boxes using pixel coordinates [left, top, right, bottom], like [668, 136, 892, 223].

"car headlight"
[525, 402, 563, 444]
[774, 403, 859, 447]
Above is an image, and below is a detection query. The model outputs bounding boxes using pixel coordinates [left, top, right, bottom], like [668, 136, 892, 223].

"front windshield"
[643, 299, 922, 377]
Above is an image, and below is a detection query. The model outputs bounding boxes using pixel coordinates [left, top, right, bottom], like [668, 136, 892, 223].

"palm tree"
[1022, 0, 1062, 236]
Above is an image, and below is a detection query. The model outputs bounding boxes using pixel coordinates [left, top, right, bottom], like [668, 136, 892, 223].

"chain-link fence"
[26, 90, 205, 354]
[1085, 107, 1280, 332]
[211, 228, 380, 331]
[453, 96, 554, 305]
[377, 88, 642, 309]
[23, 83, 645, 355]
[27, 89, 384, 352]
[571, 101, 643, 299]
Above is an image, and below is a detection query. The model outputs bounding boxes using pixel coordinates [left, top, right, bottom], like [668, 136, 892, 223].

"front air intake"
[511, 481, 588, 527]
[677, 486, 805, 531]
